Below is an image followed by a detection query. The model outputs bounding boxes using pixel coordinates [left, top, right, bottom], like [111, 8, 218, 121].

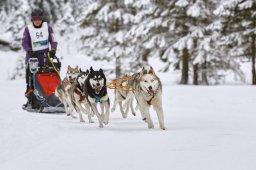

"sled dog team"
[55, 66, 166, 130]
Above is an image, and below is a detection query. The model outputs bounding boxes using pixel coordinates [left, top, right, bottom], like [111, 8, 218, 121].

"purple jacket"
[22, 23, 58, 65]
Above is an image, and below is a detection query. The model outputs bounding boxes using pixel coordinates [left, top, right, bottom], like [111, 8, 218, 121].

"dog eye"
[144, 80, 147, 83]
[151, 79, 154, 82]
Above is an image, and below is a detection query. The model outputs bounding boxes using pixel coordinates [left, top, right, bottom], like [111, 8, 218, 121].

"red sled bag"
[24, 57, 64, 113]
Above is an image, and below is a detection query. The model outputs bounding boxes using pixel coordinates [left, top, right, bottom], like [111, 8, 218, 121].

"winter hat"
[31, 9, 44, 21]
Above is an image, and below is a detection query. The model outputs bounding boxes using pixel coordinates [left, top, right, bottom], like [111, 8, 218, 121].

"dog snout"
[96, 83, 100, 86]
[69, 76, 72, 79]
[148, 86, 152, 90]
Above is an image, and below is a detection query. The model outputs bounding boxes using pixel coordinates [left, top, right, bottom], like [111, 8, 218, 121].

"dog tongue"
[148, 89, 155, 96]
[95, 87, 101, 94]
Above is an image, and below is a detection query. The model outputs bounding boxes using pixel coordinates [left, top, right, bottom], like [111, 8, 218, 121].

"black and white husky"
[124, 66, 166, 130]
[84, 67, 110, 128]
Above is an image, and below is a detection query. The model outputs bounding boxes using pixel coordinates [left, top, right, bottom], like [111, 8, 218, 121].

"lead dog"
[124, 66, 166, 130]
[84, 67, 110, 128]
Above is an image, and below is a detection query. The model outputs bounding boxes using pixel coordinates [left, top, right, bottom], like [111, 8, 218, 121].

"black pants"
[25, 64, 33, 92]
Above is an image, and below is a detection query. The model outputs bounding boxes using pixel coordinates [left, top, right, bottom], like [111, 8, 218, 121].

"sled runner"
[23, 54, 65, 113]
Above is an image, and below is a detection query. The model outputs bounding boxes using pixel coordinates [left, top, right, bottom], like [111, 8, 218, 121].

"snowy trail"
[0, 51, 256, 170]
[0, 76, 256, 170]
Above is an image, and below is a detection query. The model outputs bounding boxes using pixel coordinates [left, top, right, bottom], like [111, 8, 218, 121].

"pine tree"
[0, 0, 29, 50]
[79, 0, 136, 78]
[126, 0, 220, 84]
[214, 0, 256, 84]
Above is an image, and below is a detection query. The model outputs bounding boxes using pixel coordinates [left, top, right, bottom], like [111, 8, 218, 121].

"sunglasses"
[32, 16, 43, 21]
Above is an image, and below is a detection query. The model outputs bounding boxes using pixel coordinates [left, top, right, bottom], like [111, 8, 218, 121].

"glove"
[57, 62, 61, 70]
[49, 48, 56, 58]
[28, 51, 36, 58]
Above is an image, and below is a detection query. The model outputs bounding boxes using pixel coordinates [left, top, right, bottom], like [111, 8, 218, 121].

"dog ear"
[149, 66, 156, 75]
[99, 68, 103, 73]
[86, 69, 89, 74]
[90, 66, 94, 72]
[68, 65, 71, 70]
[79, 68, 82, 73]
[75, 65, 79, 70]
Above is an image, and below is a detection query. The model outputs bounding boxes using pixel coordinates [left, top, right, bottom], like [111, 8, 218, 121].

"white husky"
[124, 66, 166, 130]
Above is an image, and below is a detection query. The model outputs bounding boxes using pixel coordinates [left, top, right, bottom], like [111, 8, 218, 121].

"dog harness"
[147, 95, 154, 105]
[75, 87, 86, 102]
[94, 95, 101, 103]
[142, 88, 157, 105]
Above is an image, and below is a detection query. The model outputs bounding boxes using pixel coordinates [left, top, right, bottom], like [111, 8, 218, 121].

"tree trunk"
[251, 34, 256, 85]
[193, 64, 198, 85]
[116, 56, 121, 79]
[201, 61, 209, 85]
[113, 1, 121, 79]
[180, 48, 189, 84]
[142, 49, 150, 63]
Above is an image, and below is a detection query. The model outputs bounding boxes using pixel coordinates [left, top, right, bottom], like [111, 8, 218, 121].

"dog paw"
[111, 108, 115, 112]
[99, 123, 104, 128]
[67, 113, 70, 116]
[160, 126, 166, 130]
[89, 120, 94, 123]
[80, 119, 85, 123]
[132, 112, 136, 116]
[122, 114, 127, 119]
[148, 124, 154, 129]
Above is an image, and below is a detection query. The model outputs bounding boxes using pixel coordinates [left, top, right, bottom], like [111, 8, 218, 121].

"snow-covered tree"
[214, 0, 256, 84]
[0, 0, 30, 50]
[79, 0, 136, 78]
[10, 55, 25, 80]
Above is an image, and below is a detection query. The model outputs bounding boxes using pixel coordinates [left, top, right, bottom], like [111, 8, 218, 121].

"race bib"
[28, 22, 49, 51]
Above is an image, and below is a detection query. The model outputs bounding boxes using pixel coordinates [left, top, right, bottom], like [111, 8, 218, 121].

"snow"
[187, 3, 201, 17]
[0, 50, 256, 170]
[0, 32, 13, 44]
[175, 0, 189, 7]
[238, 0, 253, 9]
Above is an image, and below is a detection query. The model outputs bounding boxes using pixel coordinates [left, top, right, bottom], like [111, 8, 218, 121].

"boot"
[22, 100, 32, 110]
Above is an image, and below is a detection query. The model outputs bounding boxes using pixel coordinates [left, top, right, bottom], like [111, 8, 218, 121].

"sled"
[23, 55, 65, 113]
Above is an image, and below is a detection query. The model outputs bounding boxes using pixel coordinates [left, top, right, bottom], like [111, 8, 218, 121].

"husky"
[111, 76, 136, 118]
[55, 65, 80, 118]
[84, 67, 110, 128]
[71, 68, 94, 123]
[124, 66, 166, 130]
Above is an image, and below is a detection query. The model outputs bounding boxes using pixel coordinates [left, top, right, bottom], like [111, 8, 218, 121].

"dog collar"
[95, 95, 101, 103]
[75, 88, 86, 102]
[147, 95, 154, 105]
